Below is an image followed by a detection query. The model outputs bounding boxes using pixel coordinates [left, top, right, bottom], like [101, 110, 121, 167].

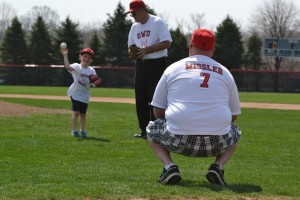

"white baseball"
[60, 42, 67, 49]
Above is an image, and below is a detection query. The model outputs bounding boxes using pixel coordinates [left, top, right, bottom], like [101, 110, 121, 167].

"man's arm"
[232, 115, 238, 122]
[153, 107, 165, 119]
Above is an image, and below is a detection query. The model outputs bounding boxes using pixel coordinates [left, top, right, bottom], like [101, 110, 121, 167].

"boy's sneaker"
[72, 131, 80, 137]
[159, 165, 182, 185]
[80, 130, 88, 139]
[206, 163, 227, 186]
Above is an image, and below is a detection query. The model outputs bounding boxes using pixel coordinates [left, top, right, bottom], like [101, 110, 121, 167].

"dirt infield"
[0, 100, 71, 117]
[0, 94, 300, 117]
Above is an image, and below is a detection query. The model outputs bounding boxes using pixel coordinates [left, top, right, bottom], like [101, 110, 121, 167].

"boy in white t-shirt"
[61, 47, 98, 138]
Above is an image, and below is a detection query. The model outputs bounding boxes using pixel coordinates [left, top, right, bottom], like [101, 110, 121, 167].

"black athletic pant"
[134, 57, 166, 135]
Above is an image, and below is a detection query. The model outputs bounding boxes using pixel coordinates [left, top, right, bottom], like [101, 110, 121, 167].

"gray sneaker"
[206, 164, 227, 185]
[80, 130, 88, 139]
[72, 131, 80, 137]
[159, 165, 182, 185]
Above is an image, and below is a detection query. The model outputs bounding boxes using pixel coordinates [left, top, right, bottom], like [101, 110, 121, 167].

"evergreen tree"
[88, 32, 105, 66]
[245, 32, 262, 70]
[102, 2, 132, 66]
[245, 32, 263, 91]
[0, 17, 28, 64]
[213, 16, 244, 69]
[54, 16, 83, 64]
[29, 16, 53, 64]
[167, 28, 188, 66]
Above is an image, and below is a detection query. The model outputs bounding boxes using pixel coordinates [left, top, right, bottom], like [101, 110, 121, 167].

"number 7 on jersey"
[200, 72, 210, 88]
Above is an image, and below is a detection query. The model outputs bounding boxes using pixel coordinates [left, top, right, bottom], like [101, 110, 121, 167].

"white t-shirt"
[67, 63, 96, 103]
[128, 14, 172, 59]
[151, 55, 241, 135]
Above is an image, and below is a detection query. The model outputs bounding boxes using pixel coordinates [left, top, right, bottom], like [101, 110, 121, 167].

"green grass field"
[0, 86, 299, 200]
[1, 85, 300, 104]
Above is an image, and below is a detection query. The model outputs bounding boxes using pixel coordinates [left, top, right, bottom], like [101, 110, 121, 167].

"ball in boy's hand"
[60, 42, 67, 49]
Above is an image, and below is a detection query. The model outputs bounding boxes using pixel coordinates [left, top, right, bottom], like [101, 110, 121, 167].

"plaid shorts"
[146, 119, 241, 157]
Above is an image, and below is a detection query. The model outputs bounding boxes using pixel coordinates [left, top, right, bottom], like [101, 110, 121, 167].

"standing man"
[146, 29, 241, 185]
[126, 0, 172, 139]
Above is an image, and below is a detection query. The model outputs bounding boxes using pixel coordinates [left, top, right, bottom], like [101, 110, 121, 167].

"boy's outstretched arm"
[60, 48, 74, 72]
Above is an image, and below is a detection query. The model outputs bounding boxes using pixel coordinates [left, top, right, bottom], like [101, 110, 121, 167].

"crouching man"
[146, 28, 241, 185]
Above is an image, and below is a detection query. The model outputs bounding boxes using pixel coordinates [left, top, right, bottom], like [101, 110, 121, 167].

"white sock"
[216, 163, 223, 169]
[164, 163, 175, 170]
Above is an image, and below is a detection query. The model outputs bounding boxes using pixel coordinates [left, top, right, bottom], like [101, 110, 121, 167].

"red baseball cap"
[126, 0, 146, 14]
[190, 29, 215, 51]
[80, 48, 94, 59]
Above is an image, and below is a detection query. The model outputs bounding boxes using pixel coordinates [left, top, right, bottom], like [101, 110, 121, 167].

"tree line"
[0, 0, 299, 91]
[0, 2, 189, 68]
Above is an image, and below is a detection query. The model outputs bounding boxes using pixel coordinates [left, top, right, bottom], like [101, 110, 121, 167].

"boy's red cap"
[126, 0, 146, 14]
[80, 48, 94, 59]
[190, 29, 215, 51]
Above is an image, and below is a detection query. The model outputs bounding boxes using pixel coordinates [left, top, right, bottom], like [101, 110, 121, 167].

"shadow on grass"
[180, 180, 262, 193]
[76, 136, 111, 142]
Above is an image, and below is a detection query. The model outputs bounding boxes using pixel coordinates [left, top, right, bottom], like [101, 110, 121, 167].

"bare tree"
[186, 13, 206, 33]
[0, 1, 17, 41]
[80, 21, 104, 47]
[20, 5, 60, 36]
[251, 0, 299, 38]
[295, 18, 300, 38]
[250, 0, 300, 91]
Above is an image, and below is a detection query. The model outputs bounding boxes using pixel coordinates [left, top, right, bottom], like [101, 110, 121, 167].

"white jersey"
[151, 55, 241, 135]
[128, 14, 172, 59]
[67, 63, 96, 103]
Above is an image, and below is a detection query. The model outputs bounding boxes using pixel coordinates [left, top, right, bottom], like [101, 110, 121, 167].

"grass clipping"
[0, 101, 70, 117]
